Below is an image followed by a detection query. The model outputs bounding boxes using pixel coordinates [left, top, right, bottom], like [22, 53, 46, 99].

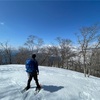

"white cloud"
[0, 22, 4, 25]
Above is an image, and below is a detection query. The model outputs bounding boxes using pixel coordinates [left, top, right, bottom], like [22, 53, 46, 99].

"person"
[25, 54, 41, 91]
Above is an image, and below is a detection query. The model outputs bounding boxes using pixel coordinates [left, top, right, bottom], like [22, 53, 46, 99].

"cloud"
[0, 22, 4, 25]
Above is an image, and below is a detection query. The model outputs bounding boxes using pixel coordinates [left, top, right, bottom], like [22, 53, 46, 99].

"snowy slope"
[0, 65, 100, 100]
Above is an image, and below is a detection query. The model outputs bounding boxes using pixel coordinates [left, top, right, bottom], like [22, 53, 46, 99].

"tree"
[0, 41, 13, 64]
[24, 35, 44, 53]
[47, 45, 61, 67]
[16, 47, 30, 64]
[0, 49, 3, 64]
[56, 37, 74, 68]
[76, 24, 100, 77]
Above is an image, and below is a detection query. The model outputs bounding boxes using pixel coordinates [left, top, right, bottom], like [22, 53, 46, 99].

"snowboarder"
[25, 54, 41, 91]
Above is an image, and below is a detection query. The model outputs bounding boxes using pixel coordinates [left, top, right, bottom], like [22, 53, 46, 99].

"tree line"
[0, 24, 100, 77]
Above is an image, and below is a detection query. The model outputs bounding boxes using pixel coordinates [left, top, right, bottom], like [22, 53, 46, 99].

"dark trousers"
[27, 72, 40, 88]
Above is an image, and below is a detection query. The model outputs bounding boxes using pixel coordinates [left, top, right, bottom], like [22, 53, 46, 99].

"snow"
[0, 64, 100, 100]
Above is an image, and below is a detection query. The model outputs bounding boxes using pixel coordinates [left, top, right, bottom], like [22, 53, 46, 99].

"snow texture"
[0, 64, 100, 100]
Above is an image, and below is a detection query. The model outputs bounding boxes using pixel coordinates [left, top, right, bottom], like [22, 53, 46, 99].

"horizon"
[0, 1, 100, 48]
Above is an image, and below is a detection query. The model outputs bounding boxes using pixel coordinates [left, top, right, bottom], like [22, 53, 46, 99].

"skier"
[25, 54, 41, 91]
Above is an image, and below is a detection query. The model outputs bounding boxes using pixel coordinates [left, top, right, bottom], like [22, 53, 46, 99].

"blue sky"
[0, 1, 100, 48]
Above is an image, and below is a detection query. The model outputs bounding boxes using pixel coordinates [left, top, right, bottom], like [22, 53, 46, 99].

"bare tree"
[56, 37, 74, 68]
[36, 38, 44, 53]
[90, 47, 100, 77]
[0, 41, 13, 64]
[24, 35, 36, 52]
[24, 35, 44, 53]
[76, 24, 100, 77]
[37, 46, 51, 66]
[47, 45, 61, 67]
[0, 49, 3, 64]
[16, 47, 30, 64]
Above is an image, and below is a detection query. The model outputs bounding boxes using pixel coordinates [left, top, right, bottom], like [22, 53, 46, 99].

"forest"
[0, 24, 100, 77]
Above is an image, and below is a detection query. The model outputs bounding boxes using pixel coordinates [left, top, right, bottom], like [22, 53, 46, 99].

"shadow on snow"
[42, 85, 64, 92]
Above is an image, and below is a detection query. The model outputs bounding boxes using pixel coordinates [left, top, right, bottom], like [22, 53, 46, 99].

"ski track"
[0, 64, 100, 100]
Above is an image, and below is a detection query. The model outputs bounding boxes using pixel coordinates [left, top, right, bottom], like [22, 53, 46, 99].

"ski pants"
[27, 72, 40, 88]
